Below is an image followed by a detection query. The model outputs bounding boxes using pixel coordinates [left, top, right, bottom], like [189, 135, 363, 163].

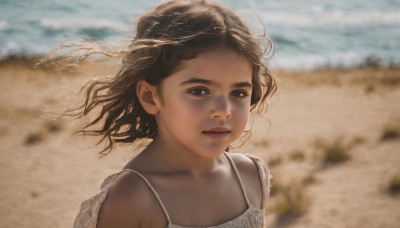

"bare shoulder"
[96, 170, 167, 228]
[228, 153, 260, 175]
[228, 153, 266, 209]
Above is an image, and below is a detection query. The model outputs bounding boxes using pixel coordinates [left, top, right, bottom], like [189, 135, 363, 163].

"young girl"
[71, 0, 276, 227]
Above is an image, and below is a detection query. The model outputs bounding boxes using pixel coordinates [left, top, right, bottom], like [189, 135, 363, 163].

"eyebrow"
[180, 77, 252, 88]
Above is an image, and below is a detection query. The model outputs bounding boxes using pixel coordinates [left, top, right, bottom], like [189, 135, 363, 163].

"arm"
[74, 171, 168, 228]
[97, 171, 168, 228]
[96, 184, 141, 228]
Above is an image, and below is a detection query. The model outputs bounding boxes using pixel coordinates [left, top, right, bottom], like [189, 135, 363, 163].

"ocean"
[1, 0, 399, 69]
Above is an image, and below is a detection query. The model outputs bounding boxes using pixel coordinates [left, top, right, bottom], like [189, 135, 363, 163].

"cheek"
[163, 95, 205, 122]
[236, 109, 249, 127]
[232, 101, 251, 128]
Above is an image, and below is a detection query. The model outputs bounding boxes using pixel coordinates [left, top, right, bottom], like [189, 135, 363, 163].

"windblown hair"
[57, 0, 276, 155]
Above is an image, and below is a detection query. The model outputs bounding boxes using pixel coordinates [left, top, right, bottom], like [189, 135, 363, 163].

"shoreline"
[1, 53, 400, 72]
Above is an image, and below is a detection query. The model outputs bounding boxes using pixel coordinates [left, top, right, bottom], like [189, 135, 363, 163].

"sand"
[0, 59, 399, 228]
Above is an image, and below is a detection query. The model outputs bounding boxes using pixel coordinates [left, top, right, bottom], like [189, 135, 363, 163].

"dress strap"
[224, 153, 251, 206]
[121, 169, 172, 225]
[245, 154, 271, 209]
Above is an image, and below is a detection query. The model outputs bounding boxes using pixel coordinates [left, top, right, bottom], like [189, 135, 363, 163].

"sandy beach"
[0, 58, 399, 228]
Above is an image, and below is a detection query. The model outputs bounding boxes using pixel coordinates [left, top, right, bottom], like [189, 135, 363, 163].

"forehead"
[165, 47, 253, 86]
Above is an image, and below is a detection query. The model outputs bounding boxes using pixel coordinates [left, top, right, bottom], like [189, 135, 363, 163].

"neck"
[143, 136, 226, 176]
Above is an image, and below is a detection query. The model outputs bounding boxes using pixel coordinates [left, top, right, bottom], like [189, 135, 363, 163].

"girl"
[71, 0, 276, 227]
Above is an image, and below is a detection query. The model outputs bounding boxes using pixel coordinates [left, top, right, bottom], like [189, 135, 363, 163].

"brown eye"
[231, 90, 248, 98]
[188, 88, 209, 96]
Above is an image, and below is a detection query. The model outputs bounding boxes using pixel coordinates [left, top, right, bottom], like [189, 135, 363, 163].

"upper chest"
[141, 171, 258, 227]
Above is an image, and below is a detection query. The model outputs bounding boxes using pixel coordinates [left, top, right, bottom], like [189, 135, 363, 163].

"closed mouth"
[202, 127, 231, 135]
[202, 131, 230, 134]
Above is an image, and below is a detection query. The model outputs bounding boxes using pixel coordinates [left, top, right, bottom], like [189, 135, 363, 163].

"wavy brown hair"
[53, 0, 276, 155]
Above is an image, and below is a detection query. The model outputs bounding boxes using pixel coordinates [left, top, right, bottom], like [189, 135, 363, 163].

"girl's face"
[155, 46, 253, 158]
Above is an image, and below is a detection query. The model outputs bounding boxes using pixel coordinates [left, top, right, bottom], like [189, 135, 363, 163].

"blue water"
[1, 0, 399, 69]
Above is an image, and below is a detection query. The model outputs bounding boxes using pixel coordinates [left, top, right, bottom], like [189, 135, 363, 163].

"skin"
[97, 46, 263, 228]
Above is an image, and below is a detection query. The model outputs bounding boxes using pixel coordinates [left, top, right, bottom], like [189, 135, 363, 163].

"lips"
[202, 127, 231, 139]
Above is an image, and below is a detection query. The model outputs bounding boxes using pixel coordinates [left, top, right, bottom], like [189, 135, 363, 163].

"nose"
[211, 96, 231, 119]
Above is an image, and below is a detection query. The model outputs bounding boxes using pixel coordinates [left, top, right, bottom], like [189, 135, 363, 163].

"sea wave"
[0, 20, 10, 31]
[31, 18, 129, 39]
[37, 18, 127, 31]
[263, 9, 400, 28]
[268, 51, 398, 70]
[0, 41, 21, 58]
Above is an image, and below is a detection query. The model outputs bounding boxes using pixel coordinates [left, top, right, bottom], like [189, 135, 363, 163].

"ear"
[136, 80, 160, 115]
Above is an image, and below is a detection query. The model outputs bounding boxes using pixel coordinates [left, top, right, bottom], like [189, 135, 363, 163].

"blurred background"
[1, 0, 400, 69]
[0, 0, 399, 227]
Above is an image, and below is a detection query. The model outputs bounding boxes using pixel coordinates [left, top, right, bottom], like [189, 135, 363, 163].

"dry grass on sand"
[0, 57, 400, 228]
